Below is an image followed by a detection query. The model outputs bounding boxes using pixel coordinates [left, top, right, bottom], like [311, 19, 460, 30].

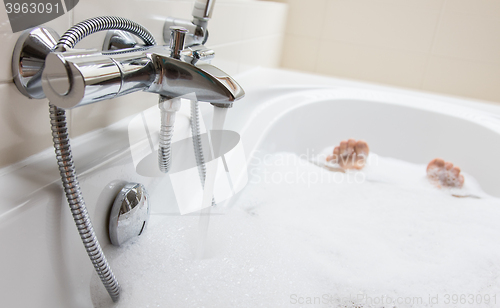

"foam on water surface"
[92, 152, 500, 308]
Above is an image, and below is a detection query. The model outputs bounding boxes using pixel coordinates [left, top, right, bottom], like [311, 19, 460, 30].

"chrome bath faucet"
[11, 1, 243, 302]
[41, 27, 243, 109]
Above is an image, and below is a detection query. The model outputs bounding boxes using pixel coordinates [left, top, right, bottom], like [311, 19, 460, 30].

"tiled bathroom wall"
[0, 0, 287, 168]
[281, 0, 500, 104]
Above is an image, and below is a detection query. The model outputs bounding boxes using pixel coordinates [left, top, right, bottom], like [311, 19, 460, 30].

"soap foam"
[92, 152, 500, 308]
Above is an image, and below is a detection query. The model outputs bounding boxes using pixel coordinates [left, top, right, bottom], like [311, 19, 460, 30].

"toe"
[339, 141, 348, 156]
[347, 139, 356, 155]
[435, 158, 445, 167]
[327, 146, 340, 162]
[451, 166, 461, 177]
[458, 174, 465, 187]
[355, 140, 369, 157]
[427, 158, 445, 171]
[426, 158, 437, 170]
[445, 162, 453, 170]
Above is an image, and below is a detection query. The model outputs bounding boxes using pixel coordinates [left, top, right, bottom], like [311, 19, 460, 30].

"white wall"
[0, 0, 287, 168]
[281, 0, 500, 104]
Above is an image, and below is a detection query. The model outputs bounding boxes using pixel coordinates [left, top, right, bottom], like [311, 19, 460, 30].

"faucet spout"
[147, 54, 244, 107]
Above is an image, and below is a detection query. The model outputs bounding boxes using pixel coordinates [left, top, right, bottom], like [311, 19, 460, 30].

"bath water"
[92, 151, 500, 308]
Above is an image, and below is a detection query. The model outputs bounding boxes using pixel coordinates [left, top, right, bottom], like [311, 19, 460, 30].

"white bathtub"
[1, 68, 500, 307]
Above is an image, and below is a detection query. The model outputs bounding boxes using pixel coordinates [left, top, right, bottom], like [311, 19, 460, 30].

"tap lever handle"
[170, 26, 188, 59]
[193, 48, 215, 62]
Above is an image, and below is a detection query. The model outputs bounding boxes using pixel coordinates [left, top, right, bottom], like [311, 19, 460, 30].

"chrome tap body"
[42, 44, 243, 109]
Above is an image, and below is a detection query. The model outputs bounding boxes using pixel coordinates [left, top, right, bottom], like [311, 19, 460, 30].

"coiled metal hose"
[56, 16, 156, 51]
[49, 105, 121, 300]
[49, 16, 156, 302]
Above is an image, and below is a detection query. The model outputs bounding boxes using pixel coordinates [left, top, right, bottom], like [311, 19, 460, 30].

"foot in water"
[426, 158, 464, 188]
[326, 139, 369, 170]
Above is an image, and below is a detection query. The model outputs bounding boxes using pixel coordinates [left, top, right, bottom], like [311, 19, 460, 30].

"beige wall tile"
[432, 12, 500, 64]
[69, 92, 157, 138]
[242, 2, 288, 39]
[73, 0, 192, 49]
[285, 0, 327, 39]
[316, 40, 428, 88]
[209, 3, 246, 45]
[323, 0, 440, 53]
[0, 83, 53, 167]
[366, 0, 444, 10]
[423, 56, 500, 102]
[281, 0, 500, 104]
[209, 43, 242, 76]
[238, 35, 284, 73]
[281, 34, 319, 72]
[262, 35, 285, 69]
[445, 0, 500, 17]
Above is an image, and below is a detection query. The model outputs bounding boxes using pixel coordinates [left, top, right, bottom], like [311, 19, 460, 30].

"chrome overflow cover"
[109, 183, 150, 246]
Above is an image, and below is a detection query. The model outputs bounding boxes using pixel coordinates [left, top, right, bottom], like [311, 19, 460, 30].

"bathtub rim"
[2, 67, 500, 219]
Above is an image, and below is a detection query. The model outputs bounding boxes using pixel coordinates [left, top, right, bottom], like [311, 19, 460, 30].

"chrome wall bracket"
[12, 27, 59, 99]
[109, 183, 151, 246]
[103, 30, 139, 51]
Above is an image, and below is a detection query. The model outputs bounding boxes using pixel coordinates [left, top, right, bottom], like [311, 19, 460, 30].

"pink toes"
[328, 144, 465, 189]
[426, 158, 464, 189]
[329, 139, 370, 170]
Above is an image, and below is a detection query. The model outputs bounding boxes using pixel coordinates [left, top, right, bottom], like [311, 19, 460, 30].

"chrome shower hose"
[49, 16, 156, 302]
[56, 16, 155, 51]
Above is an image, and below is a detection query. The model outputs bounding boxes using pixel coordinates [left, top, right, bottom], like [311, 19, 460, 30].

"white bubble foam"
[92, 152, 500, 308]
